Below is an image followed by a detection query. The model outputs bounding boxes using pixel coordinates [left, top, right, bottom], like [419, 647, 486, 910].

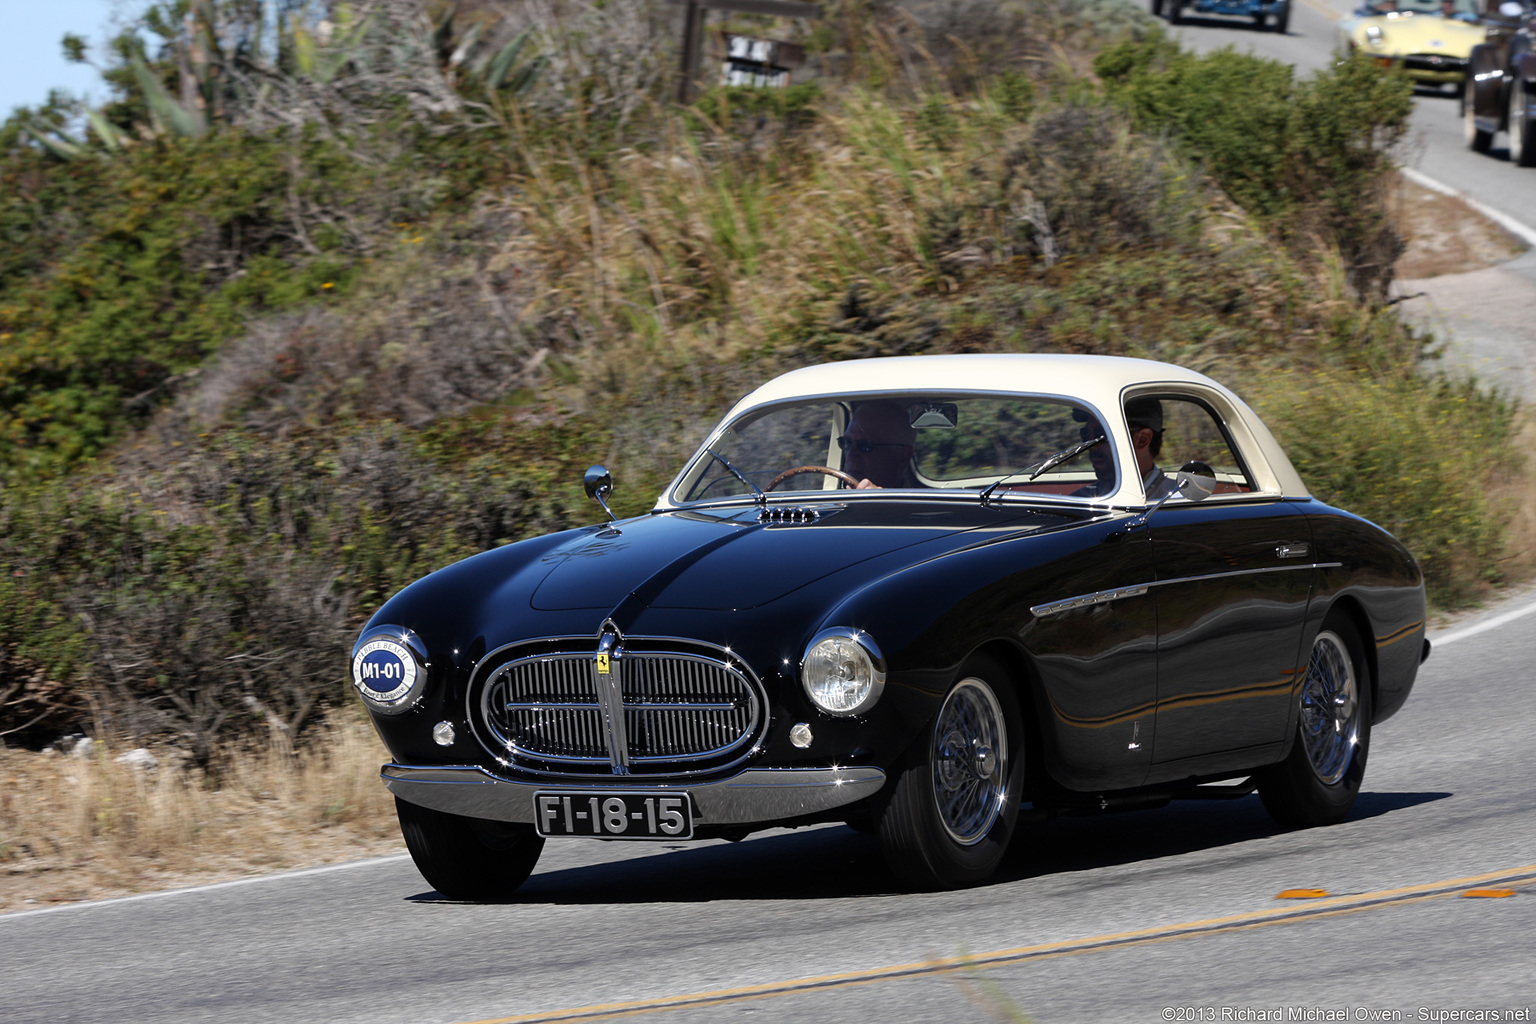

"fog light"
[790, 722, 813, 748]
[432, 721, 456, 746]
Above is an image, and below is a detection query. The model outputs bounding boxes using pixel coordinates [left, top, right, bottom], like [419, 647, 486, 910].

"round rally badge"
[353, 637, 419, 706]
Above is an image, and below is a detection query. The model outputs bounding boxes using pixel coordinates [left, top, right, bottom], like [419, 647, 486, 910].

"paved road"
[2, 594, 1533, 1024]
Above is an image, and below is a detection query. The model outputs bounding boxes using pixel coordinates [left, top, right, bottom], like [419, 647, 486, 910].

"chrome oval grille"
[473, 643, 765, 776]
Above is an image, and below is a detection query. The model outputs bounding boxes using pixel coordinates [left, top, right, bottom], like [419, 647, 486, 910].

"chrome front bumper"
[381, 763, 887, 825]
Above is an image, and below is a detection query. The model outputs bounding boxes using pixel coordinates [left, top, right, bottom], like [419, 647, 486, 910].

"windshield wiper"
[709, 451, 766, 506]
[979, 434, 1105, 506]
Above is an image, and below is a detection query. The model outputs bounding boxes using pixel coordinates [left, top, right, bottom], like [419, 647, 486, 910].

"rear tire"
[1465, 96, 1493, 153]
[396, 797, 545, 900]
[1151, 0, 1164, 17]
[1169, 0, 1186, 24]
[1273, 1, 1290, 32]
[1258, 616, 1372, 829]
[876, 653, 1025, 889]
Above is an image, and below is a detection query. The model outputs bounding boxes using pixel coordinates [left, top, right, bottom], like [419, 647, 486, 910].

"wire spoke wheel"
[876, 653, 1024, 888]
[1297, 631, 1360, 785]
[1259, 616, 1372, 829]
[931, 679, 1009, 845]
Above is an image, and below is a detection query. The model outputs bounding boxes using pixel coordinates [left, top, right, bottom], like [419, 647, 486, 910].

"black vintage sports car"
[1465, 0, 1536, 164]
[352, 354, 1428, 895]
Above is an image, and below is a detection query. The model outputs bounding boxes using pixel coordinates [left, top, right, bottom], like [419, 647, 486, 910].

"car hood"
[526, 502, 1054, 613]
[1350, 14, 1482, 55]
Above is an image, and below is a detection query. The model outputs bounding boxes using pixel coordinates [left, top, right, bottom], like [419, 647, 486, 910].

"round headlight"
[801, 629, 886, 716]
[351, 628, 429, 714]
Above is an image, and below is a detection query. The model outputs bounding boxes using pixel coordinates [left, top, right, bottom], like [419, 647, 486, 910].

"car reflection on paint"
[351, 354, 1428, 896]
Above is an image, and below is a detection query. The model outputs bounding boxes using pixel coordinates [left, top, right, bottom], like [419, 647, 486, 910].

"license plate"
[533, 791, 694, 839]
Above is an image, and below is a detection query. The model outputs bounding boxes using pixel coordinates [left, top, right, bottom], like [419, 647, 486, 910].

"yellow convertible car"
[1338, 0, 1486, 91]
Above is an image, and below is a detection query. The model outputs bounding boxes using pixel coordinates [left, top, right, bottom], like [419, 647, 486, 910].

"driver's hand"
[856, 478, 880, 489]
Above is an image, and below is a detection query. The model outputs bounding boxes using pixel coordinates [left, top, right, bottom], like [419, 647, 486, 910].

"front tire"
[1510, 80, 1536, 167]
[1273, 1, 1290, 32]
[1169, 0, 1186, 24]
[876, 654, 1025, 889]
[396, 797, 545, 900]
[1259, 617, 1372, 829]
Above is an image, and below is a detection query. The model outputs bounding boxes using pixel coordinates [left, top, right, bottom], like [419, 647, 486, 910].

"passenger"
[839, 400, 916, 489]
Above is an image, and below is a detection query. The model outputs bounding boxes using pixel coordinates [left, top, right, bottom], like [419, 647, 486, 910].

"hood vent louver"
[758, 505, 841, 525]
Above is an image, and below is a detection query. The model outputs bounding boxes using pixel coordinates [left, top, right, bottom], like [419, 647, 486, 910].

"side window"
[1128, 395, 1254, 497]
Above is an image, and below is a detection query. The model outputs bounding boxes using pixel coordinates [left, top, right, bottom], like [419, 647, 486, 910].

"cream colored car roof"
[660, 354, 1309, 508]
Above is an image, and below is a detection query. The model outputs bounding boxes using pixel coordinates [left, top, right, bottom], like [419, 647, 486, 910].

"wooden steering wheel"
[765, 465, 861, 491]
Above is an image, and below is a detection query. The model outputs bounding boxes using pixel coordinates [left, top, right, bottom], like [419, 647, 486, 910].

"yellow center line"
[459, 863, 1536, 1024]
[1300, 0, 1346, 23]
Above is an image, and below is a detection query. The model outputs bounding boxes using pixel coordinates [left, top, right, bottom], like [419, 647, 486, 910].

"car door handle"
[1275, 542, 1310, 559]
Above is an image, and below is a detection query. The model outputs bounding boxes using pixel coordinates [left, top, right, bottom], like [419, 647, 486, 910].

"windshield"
[1364, 0, 1476, 14]
[672, 394, 1117, 503]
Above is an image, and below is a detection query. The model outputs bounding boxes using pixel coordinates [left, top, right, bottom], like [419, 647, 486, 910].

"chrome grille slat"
[478, 645, 763, 773]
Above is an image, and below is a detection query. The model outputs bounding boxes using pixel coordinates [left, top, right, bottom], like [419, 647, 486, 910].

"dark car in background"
[351, 355, 1428, 897]
[1466, 0, 1536, 164]
[1153, 0, 1290, 33]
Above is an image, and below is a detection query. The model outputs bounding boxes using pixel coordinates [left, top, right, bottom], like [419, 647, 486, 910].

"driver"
[839, 400, 916, 489]
[1126, 397, 1179, 501]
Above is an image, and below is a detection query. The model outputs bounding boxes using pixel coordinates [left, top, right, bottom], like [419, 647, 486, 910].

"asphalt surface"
[4, 8, 1534, 1024]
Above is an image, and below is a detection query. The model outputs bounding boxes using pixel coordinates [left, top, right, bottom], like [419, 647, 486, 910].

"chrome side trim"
[1031, 562, 1343, 618]
[381, 764, 887, 825]
[1030, 585, 1150, 618]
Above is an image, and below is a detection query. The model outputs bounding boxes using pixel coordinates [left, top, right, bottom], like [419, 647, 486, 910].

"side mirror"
[584, 464, 618, 523]
[1175, 460, 1217, 502]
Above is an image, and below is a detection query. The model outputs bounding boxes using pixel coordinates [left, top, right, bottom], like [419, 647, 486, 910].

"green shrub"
[1095, 34, 1412, 295]
[0, 412, 650, 760]
[1254, 370, 1517, 605]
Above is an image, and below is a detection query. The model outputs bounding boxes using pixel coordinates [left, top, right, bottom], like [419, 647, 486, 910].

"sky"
[0, 1, 117, 118]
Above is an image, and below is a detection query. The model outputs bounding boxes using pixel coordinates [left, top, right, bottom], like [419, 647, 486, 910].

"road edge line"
[1430, 594, 1536, 647]
[0, 853, 412, 924]
[1400, 165, 1536, 249]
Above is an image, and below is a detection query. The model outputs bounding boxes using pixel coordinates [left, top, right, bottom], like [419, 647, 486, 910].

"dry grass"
[1392, 178, 1528, 279]
[0, 710, 400, 915]
[1490, 413, 1536, 583]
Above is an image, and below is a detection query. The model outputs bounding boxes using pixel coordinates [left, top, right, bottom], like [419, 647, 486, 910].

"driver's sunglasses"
[836, 435, 912, 454]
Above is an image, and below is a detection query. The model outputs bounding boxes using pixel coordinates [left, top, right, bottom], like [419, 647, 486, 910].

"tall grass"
[0, 711, 396, 911]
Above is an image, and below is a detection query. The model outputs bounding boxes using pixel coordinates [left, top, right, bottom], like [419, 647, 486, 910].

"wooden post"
[678, 0, 707, 105]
